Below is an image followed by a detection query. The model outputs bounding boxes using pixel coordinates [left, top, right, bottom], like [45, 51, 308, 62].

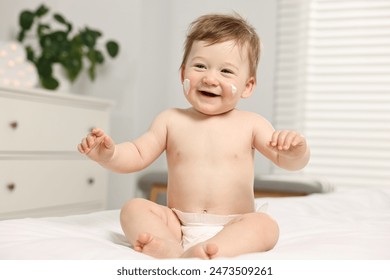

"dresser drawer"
[0, 97, 109, 152]
[0, 160, 107, 216]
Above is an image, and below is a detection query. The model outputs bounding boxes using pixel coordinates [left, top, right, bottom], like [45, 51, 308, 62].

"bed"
[0, 186, 389, 260]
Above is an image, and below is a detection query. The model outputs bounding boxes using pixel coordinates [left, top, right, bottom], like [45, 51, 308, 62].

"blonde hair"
[181, 13, 261, 80]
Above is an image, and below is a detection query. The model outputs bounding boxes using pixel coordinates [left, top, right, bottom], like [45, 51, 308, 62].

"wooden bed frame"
[148, 183, 307, 203]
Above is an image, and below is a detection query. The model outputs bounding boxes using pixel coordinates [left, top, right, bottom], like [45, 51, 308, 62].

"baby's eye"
[221, 68, 234, 74]
[194, 64, 206, 69]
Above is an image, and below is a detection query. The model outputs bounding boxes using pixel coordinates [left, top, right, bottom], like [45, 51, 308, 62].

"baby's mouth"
[200, 90, 220, 97]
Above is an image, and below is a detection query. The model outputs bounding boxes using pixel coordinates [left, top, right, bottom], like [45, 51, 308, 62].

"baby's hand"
[77, 128, 115, 163]
[269, 130, 307, 158]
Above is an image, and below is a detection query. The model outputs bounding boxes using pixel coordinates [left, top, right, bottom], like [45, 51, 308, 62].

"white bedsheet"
[0, 186, 389, 259]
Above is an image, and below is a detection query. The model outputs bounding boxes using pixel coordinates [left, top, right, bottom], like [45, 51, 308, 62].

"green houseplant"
[17, 4, 119, 90]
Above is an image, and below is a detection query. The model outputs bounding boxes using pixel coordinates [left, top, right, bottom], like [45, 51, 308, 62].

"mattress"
[0, 186, 389, 260]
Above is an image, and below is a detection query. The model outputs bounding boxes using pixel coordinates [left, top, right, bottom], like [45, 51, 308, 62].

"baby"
[78, 13, 310, 259]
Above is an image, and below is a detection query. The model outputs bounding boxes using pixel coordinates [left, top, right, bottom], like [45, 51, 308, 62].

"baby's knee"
[250, 212, 280, 250]
[120, 198, 149, 220]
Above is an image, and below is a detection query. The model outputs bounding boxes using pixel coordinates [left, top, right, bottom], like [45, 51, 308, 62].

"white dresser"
[0, 86, 112, 220]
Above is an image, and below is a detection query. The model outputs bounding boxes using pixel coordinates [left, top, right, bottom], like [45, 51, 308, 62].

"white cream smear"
[183, 79, 190, 95]
[231, 84, 237, 96]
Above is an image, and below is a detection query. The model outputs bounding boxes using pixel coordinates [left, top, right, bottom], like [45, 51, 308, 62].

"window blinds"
[273, 0, 390, 188]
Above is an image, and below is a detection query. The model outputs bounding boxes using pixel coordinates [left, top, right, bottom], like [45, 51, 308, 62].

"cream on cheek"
[231, 84, 237, 96]
[183, 78, 190, 95]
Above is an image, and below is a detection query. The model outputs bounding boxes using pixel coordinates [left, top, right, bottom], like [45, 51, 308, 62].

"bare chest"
[166, 118, 254, 161]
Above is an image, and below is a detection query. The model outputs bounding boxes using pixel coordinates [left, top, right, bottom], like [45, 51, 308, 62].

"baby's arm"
[78, 111, 169, 173]
[252, 115, 310, 171]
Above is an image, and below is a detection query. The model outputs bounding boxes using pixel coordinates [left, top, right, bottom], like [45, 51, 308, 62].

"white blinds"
[273, 0, 390, 188]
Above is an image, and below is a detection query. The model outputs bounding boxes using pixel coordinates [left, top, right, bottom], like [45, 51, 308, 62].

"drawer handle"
[9, 121, 18, 129]
[87, 178, 95, 185]
[7, 183, 15, 192]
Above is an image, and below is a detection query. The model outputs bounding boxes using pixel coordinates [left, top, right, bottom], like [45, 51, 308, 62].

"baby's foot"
[181, 243, 219, 259]
[134, 232, 183, 258]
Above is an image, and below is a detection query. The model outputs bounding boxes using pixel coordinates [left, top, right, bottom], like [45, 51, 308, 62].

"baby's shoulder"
[153, 108, 190, 125]
[234, 110, 270, 123]
[232, 110, 274, 133]
[156, 108, 188, 119]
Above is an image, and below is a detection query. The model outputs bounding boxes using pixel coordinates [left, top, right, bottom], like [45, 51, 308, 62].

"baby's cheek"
[183, 79, 190, 95]
[231, 84, 237, 96]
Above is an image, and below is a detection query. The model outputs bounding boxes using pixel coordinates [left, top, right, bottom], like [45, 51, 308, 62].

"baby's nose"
[202, 72, 219, 86]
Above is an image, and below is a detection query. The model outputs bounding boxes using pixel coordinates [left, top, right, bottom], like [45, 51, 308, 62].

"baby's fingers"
[283, 131, 300, 149]
[78, 139, 88, 154]
[78, 134, 97, 154]
[280, 132, 305, 151]
[270, 130, 304, 150]
[270, 130, 281, 148]
[102, 135, 114, 149]
[78, 137, 90, 153]
[91, 128, 105, 137]
[77, 143, 85, 154]
[291, 134, 305, 147]
[271, 130, 290, 150]
[86, 134, 97, 147]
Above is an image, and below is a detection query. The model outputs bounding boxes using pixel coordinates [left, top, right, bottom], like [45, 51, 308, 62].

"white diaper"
[172, 202, 268, 251]
[172, 208, 240, 250]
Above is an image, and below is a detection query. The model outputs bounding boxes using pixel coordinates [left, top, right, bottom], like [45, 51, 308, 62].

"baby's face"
[181, 40, 255, 115]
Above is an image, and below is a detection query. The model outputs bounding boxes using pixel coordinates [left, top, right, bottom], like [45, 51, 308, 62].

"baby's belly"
[166, 153, 255, 214]
[166, 171, 255, 215]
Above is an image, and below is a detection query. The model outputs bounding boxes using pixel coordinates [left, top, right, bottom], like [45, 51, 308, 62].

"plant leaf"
[54, 13, 67, 25]
[35, 4, 49, 17]
[86, 27, 102, 38]
[19, 11, 35, 31]
[95, 50, 104, 64]
[36, 57, 53, 77]
[64, 57, 82, 81]
[86, 49, 104, 64]
[66, 23, 72, 33]
[40, 76, 59, 90]
[53, 31, 67, 43]
[106, 41, 119, 57]
[81, 29, 97, 48]
[25, 46, 35, 62]
[37, 23, 50, 36]
[88, 64, 96, 81]
[17, 30, 25, 42]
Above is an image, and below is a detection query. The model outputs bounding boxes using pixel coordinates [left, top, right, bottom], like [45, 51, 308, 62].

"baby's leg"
[181, 243, 219, 259]
[183, 212, 279, 259]
[120, 198, 183, 258]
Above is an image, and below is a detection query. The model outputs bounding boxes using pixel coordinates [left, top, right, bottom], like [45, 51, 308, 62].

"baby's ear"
[241, 77, 256, 98]
[180, 66, 186, 83]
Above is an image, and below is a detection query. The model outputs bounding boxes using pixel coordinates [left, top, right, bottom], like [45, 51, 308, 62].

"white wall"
[0, 0, 277, 209]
